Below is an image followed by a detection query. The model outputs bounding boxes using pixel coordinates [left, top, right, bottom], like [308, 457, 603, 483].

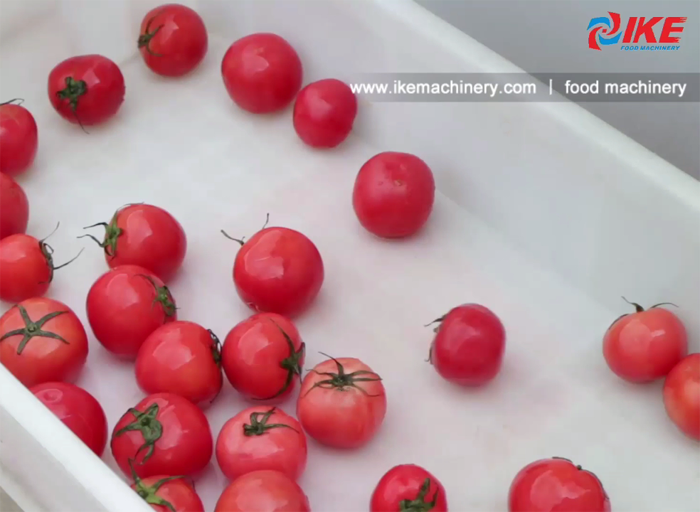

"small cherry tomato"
[222, 313, 304, 402]
[508, 457, 611, 512]
[603, 299, 687, 383]
[370, 464, 448, 512]
[86, 265, 177, 359]
[221, 33, 303, 114]
[48, 54, 125, 127]
[131, 468, 204, 512]
[352, 152, 435, 238]
[0, 297, 88, 387]
[293, 79, 357, 148]
[428, 304, 506, 387]
[30, 381, 107, 456]
[111, 392, 213, 479]
[223, 219, 324, 317]
[135, 321, 223, 406]
[0, 99, 38, 177]
[297, 356, 386, 449]
[0, 173, 29, 240]
[216, 406, 307, 481]
[214, 470, 310, 512]
[663, 353, 700, 441]
[81, 203, 187, 282]
[138, 4, 208, 77]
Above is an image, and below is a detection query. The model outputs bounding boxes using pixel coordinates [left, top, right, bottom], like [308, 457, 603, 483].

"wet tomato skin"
[30, 381, 108, 456]
[131, 475, 205, 512]
[0, 173, 29, 240]
[371, 464, 448, 512]
[0, 297, 88, 387]
[221, 33, 303, 114]
[0, 102, 38, 177]
[216, 406, 307, 481]
[135, 321, 223, 406]
[138, 4, 208, 77]
[221, 313, 304, 402]
[214, 470, 310, 512]
[430, 304, 506, 387]
[48, 54, 125, 126]
[293, 79, 357, 148]
[0, 234, 51, 302]
[663, 353, 700, 441]
[508, 458, 611, 512]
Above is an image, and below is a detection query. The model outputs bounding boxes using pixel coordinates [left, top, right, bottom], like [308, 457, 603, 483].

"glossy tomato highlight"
[663, 353, 700, 441]
[293, 79, 357, 148]
[371, 464, 448, 512]
[0, 173, 29, 240]
[214, 470, 310, 512]
[0, 99, 38, 176]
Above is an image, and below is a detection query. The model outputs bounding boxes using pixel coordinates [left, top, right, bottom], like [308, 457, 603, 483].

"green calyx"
[243, 407, 298, 437]
[138, 274, 177, 317]
[399, 478, 439, 512]
[115, 404, 163, 464]
[129, 459, 182, 512]
[303, 353, 382, 397]
[255, 320, 305, 401]
[609, 297, 679, 329]
[209, 330, 222, 367]
[137, 15, 164, 56]
[0, 305, 68, 355]
[38, 223, 83, 283]
[79, 209, 123, 258]
[56, 76, 87, 113]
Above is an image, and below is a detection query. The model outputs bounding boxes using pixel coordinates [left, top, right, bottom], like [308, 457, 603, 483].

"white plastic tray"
[1, 1, 699, 511]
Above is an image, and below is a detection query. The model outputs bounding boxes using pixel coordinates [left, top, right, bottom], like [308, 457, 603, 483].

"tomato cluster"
[0, 3, 697, 512]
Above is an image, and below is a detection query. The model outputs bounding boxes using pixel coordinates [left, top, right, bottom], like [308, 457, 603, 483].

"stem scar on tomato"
[115, 404, 163, 464]
[0, 305, 69, 354]
[56, 76, 89, 133]
[254, 320, 305, 401]
[129, 458, 183, 512]
[608, 296, 680, 329]
[137, 15, 165, 57]
[303, 352, 382, 398]
[38, 222, 84, 284]
[399, 478, 439, 512]
[137, 274, 177, 317]
[243, 407, 299, 436]
[221, 213, 271, 246]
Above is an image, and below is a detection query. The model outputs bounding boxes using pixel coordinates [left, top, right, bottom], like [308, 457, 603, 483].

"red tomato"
[111, 392, 213, 479]
[81, 203, 187, 282]
[131, 470, 204, 512]
[30, 382, 107, 456]
[297, 356, 386, 449]
[0, 297, 88, 387]
[216, 406, 307, 481]
[48, 54, 125, 127]
[0, 100, 38, 176]
[224, 221, 324, 317]
[214, 470, 310, 512]
[86, 265, 177, 359]
[135, 321, 223, 406]
[663, 353, 700, 441]
[138, 4, 208, 77]
[370, 464, 448, 512]
[293, 79, 357, 148]
[428, 304, 506, 387]
[508, 458, 611, 512]
[221, 313, 304, 401]
[352, 152, 435, 238]
[221, 33, 303, 114]
[603, 299, 687, 383]
[0, 173, 29, 240]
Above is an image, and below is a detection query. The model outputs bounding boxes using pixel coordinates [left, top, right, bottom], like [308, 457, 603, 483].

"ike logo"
[587, 12, 686, 51]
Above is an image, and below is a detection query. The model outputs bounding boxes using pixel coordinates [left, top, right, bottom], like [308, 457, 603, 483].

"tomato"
[428, 304, 506, 387]
[0, 99, 38, 177]
[297, 356, 386, 449]
[111, 392, 213, 479]
[132, 469, 204, 512]
[221, 313, 304, 401]
[48, 54, 125, 127]
[138, 4, 208, 77]
[86, 265, 177, 359]
[135, 321, 223, 406]
[221, 33, 303, 114]
[352, 152, 435, 239]
[224, 220, 324, 317]
[293, 79, 357, 148]
[0, 297, 88, 387]
[663, 353, 700, 441]
[508, 458, 611, 512]
[370, 464, 448, 512]
[214, 470, 310, 512]
[603, 299, 687, 383]
[81, 203, 187, 282]
[30, 382, 107, 456]
[216, 406, 307, 481]
[0, 173, 29, 240]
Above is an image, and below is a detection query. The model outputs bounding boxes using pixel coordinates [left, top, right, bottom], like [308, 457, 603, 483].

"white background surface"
[0, 1, 699, 511]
